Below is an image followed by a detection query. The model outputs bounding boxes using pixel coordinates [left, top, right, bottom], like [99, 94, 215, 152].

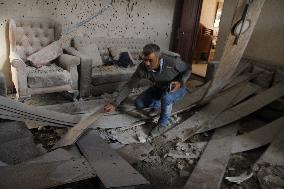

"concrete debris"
[165, 142, 207, 160]
[138, 136, 147, 143]
[107, 124, 151, 144]
[180, 170, 190, 177]
[225, 172, 254, 184]
[256, 165, 284, 189]
[117, 143, 153, 164]
[143, 155, 161, 163]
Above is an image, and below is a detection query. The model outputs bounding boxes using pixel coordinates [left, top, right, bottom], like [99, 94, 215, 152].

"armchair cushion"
[27, 41, 63, 68]
[27, 64, 71, 88]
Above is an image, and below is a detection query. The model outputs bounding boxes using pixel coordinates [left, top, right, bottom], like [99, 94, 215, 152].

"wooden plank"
[200, 84, 284, 133]
[0, 158, 95, 189]
[24, 148, 81, 164]
[0, 104, 80, 126]
[163, 82, 257, 142]
[204, 0, 266, 98]
[0, 96, 80, 125]
[257, 127, 284, 166]
[77, 130, 149, 188]
[231, 116, 284, 153]
[52, 107, 104, 149]
[0, 107, 73, 127]
[183, 123, 239, 189]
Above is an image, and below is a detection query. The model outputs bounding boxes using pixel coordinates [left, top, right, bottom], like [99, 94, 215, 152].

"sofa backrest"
[72, 36, 150, 66]
[9, 17, 62, 61]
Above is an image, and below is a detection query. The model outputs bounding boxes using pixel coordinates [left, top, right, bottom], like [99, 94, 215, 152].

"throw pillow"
[27, 41, 63, 68]
[108, 47, 135, 63]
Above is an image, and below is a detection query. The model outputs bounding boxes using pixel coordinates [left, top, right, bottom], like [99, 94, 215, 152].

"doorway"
[173, 0, 225, 78]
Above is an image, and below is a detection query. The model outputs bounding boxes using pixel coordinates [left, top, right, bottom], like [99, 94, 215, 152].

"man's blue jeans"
[135, 86, 186, 127]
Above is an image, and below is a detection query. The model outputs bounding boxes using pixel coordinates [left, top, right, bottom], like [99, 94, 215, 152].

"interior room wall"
[244, 0, 284, 67]
[199, 0, 219, 34]
[215, 0, 284, 68]
[0, 0, 175, 91]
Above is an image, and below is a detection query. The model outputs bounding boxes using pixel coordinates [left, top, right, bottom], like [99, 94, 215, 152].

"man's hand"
[170, 81, 181, 92]
[104, 103, 116, 112]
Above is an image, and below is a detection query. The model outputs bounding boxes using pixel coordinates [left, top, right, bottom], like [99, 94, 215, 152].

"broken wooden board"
[0, 136, 40, 165]
[0, 158, 95, 189]
[163, 82, 259, 142]
[183, 123, 239, 189]
[199, 83, 284, 133]
[77, 130, 149, 188]
[0, 121, 40, 164]
[0, 108, 73, 127]
[52, 107, 104, 149]
[24, 148, 81, 164]
[0, 96, 81, 126]
[0, 105, 80, 126]
[256, 127, 284, 166]
[0, 121, 32, 143]
[204, 0, 266, 98]
[231, 116, 284, 153]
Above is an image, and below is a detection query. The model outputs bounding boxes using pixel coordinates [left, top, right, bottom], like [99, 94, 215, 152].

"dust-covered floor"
[12, 91, 284, 189]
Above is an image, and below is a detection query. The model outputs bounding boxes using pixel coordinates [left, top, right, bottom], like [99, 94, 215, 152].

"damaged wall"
[0, 0, 176, 91]
[215, 0, 284, 68]
[244, 0, 284, 67]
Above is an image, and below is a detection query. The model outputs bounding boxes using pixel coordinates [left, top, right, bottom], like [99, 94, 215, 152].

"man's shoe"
[148, 108, 160, 117]
[150, 124, 168, 137]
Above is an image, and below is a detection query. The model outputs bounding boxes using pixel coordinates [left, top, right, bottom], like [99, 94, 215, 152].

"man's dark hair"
[142, 43, 161, 58]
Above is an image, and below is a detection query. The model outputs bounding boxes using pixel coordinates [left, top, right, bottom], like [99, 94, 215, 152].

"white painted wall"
[0, 0, 176, 90]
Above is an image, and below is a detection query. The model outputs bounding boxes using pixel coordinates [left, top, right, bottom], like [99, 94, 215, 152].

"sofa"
[65, 36, 151, 97]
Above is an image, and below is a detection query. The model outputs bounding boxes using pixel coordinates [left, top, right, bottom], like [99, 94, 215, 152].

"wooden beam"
[77, 130, 149, 188]
[163, 82, 258, 142]
[52, 107, 104, 149]
[231, 116, 284, 153]
[0, 96, 81, 126]
[0, 158, 95, 189]
[200, 84, 284, 133]
[183, 123, 239, 189]
[256, 127, 284, 166]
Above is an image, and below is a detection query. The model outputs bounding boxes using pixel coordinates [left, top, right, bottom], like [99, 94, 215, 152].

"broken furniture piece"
[9, 17, 80, 101]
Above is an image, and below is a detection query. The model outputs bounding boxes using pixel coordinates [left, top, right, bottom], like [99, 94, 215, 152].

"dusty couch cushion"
[91, 65, 137, 86]
[27, 41, 63, 68]
[27, 64, 71, 88]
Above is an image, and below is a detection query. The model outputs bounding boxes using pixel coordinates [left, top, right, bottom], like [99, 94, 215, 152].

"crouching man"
[104, 43, 191, 137]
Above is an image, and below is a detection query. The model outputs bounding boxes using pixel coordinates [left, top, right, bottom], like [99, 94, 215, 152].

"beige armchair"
[9, 17, 79, 101]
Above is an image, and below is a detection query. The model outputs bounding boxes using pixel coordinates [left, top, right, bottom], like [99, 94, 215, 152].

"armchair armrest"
[9, 51, 28, 98]
[57, 54, 80, 91]
[63, 47, 93, 98]
[58, 54, 80, 71]
[10, 52, 27, 70]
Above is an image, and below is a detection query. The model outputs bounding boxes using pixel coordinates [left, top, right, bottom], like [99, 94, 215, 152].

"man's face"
[143, 52, 160, 71]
